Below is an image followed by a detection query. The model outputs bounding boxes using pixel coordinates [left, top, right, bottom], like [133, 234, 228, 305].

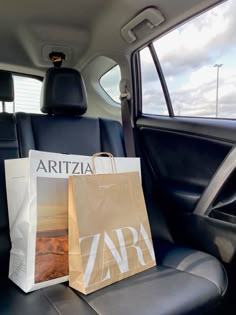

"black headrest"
[0, 70, 14, 102]
[41, 67, 87, 116]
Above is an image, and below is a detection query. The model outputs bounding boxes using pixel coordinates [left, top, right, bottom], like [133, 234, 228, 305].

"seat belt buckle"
[120, 92, 131, 101]
[120, 79, 131, 101]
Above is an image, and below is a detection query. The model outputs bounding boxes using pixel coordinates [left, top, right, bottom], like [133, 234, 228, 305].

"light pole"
[214, 64, 223, 118]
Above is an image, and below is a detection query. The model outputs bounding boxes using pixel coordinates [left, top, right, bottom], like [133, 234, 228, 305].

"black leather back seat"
[16, 114, 125, 157]
[16, 68, 125, 157]
[0, 71, 19, 279]
[0, 70, 99, 315]
[0, 68, 228, 315]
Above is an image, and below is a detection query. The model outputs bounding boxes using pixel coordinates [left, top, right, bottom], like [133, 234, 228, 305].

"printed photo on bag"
[35, 177, 68, 283]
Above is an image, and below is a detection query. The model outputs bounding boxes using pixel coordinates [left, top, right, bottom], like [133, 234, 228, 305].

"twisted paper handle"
[92, 152, 117, 175]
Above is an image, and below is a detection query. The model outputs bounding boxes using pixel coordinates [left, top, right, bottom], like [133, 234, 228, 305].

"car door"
[133, 0, 236, 277]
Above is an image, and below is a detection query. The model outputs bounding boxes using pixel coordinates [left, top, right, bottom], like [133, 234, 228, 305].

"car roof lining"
[0, 0, 225, 76]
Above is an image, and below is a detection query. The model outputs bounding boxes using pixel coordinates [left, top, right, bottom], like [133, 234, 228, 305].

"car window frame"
[134, 43, 174, 118]
[132, 1, 236, 121]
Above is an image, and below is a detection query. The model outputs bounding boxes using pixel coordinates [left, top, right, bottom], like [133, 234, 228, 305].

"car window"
[100, 65, 121, 103]
[153, 0, 236, 119]
[140, 47, 168, 116]
[2, 75, 42, 113]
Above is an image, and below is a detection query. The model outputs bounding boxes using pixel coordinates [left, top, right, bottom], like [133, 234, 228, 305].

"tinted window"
[154, 1, 236, 118]
[140, 47, 168, 115]
[2, 75, 42, 113]
[100, 65, 121, 103]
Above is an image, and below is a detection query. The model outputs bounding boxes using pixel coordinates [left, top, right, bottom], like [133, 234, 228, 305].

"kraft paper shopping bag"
[69, 152, 156, 295]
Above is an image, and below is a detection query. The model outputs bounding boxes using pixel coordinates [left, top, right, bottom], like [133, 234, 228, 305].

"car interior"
[0, 0, 235, 314]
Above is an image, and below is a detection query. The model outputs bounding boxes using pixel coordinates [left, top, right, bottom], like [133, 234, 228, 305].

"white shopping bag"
[5, 150, 141, 292]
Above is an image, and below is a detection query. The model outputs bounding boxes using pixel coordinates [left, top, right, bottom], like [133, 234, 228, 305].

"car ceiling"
[0, 0, 225, 76]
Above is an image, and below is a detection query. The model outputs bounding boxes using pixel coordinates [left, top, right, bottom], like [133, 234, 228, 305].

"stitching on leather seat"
[76, 291, 101, 315]
[41, 289, 62, 315]
[162, 263, 224, 296]
[159, 246, 228, 296]
[221, 264, 228, 296]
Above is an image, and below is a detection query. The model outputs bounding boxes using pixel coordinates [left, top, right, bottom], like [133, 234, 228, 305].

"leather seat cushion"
[155, 241, 228, 296]
[79, 266, 220, 315]
[77, 243, 227, 315]
[0, 279, 96, 315]
[0, 243, 226, 315]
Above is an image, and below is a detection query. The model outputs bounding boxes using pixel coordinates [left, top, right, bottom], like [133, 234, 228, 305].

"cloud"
[140, 0, 236, 118]
[155, 1, 235, 76]
[142, 88, 168, 115]
[100, 65, 121, 102]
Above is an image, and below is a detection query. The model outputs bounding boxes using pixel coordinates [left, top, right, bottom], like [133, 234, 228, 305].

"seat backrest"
[0, 71, 19, 278]
[16, 67, 125, 157]
[16, 114, 125, 157]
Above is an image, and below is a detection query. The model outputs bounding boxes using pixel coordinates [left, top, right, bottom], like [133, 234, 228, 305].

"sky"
[141, 0, 236, 118]
[37, 177, 68, 232]
[100, 65, 121, 103]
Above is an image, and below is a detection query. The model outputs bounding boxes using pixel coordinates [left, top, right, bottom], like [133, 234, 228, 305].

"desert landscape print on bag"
[35, 177, 68, 283]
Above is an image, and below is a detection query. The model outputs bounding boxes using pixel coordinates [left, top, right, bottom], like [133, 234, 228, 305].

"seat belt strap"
[120, 80, 136, 157]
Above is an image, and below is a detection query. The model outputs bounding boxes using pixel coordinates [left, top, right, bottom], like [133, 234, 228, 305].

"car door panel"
[136, 116, 236, 263]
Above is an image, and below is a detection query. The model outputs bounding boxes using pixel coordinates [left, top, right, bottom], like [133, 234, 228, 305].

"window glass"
[100, 65, 121, 103]
[2, 75, 42, 113]
[140, 47, 168, 115]
[154, 0, 236, 118]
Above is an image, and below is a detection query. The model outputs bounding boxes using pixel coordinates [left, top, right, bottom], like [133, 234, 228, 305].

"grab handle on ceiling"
[121, 7, 165, 44]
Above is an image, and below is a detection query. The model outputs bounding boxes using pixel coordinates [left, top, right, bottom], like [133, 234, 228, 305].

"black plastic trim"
[194, 146, 236, 216]
[131, 51, 142, 123]
[148, 43, 174, 117]
[137, 116, 236, 144]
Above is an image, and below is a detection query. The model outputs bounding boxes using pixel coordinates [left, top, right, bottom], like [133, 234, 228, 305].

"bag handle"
[92, 152, 117, 175]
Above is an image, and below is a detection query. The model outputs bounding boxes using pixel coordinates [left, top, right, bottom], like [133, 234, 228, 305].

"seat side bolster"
[99, 118, 125, 157]
[16, 113, 36, 157]
[156, 242, 228, 296]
